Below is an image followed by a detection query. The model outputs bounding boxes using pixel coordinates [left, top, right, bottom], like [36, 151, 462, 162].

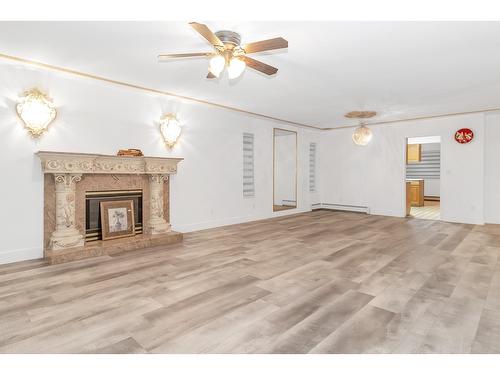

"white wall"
[0, 61, 320, 264]
[484, 112, 500, 224]
[424, 179, 440, 198]
[319, 114, 485, 224]
[274, 132, 297, 206]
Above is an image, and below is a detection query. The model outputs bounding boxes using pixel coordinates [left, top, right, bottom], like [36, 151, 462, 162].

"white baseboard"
[0, 247, 43, 265]
[369, 208, 405, 217]
[314, 204, 486, 224]
[441, 215, 484, 225]
[173, 207, 311, 233]
[313, 203, 370, 214]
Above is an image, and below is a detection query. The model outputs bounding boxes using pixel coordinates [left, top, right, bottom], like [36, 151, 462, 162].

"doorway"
[406, 136, 441, 220]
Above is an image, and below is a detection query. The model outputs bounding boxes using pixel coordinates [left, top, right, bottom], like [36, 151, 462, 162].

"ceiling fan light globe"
[228, 57, 246, 79]
[209, 55, 225, 77]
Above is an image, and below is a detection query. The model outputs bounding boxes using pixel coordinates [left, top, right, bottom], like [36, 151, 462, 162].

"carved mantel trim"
[37, 151, 183, 175]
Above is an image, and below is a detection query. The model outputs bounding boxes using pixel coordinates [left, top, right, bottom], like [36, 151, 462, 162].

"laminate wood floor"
[1, 210, 500, 354]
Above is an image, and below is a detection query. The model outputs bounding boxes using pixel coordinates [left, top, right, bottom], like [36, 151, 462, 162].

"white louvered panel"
[309, 142, 317, 192]
[243, 133, 255, 197]
[406, 149, 441, 179]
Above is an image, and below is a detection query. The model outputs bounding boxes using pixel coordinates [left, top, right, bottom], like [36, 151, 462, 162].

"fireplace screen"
[85, 190, 143, 242]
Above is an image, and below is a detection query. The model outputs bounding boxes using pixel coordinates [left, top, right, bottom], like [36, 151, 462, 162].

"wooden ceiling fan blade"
[158, 52, 212, 61]
[242, 56, 278, 75]
[243, 37, 288, 54]
[189, 22, 224, 48]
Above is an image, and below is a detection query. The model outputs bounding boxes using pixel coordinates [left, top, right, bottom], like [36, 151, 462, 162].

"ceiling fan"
[158, 22, 288, 79]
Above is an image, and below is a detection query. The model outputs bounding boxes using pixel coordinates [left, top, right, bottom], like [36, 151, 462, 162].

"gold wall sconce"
[159, 113, 182, 148]
[16, 88, 57, 137]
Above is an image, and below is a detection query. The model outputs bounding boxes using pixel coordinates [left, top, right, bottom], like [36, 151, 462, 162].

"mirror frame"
[273, 127, 298, 212]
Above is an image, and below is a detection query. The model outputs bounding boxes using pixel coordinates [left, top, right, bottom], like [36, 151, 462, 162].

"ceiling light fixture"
[227, 57, 246, 79]
[159, 113, 182, 148]
[352, 123, 373, 146]
[16, 88, 57, 137]
[158, 23, 286, 79]
[209, 55, 225, 77]
[345, 111, 377, 146]
[345, 111, 377, 119]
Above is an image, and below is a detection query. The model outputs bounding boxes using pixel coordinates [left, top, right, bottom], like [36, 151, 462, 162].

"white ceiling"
[1, 21, 500, 129]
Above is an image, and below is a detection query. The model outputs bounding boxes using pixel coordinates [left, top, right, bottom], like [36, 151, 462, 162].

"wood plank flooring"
[1, 210, 500, 353]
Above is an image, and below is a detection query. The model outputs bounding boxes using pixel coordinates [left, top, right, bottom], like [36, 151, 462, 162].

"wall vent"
[309, 142, 317, 192]
[243, 133, 255, 197]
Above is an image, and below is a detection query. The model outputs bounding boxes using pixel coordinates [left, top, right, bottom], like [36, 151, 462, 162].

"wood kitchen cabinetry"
[406, 181, 411, 216]
[407, 144, 422, 163]
[406, 182, 412, 216]
[407, 179, 424, 207]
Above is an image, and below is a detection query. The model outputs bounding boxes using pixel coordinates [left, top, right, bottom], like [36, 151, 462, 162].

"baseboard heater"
[312, 203, 370, 214]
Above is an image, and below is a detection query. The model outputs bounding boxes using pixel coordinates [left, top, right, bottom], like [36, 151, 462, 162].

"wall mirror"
[273, 128, 297, 211]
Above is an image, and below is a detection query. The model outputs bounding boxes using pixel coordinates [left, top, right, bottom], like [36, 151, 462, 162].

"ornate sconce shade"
[159, 113, 182, 148]
[352, 124, 373, 146]
[16, 88, 57, 137]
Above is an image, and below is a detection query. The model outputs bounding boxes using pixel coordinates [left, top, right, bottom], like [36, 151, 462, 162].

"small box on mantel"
[117, 148, 144, 157]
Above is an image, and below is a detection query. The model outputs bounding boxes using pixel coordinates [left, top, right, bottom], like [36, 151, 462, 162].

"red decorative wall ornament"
[454, 128, 474, 144]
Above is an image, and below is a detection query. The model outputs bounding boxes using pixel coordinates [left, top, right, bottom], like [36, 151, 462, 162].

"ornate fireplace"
[37, 151, 183, 264]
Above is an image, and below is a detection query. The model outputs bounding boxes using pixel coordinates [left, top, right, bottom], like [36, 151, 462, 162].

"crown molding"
[2, 52, 500, 133]
[326, 107, 500, 131]
[0, 52, 322, 131]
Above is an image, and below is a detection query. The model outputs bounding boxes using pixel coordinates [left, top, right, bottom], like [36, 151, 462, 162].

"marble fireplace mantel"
[37, 151, 183, 175]
[37, 151, 183, 263]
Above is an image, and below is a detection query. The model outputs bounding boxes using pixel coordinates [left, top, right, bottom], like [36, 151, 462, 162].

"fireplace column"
[49, 173, 85, 250]
[148, 174, 171, 234]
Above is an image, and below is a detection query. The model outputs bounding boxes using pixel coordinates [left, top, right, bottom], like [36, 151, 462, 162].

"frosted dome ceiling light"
[227, 57, 246, 79]
[345, 111, 377, 146]
[352, 124, 373, 146]
[16, 88, 57, 137]
[208, 55, 225, 77]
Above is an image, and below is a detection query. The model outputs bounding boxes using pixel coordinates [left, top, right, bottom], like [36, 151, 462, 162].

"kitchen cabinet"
[407, 179, 424, 207]
[406, 182, 411, 216]
[407, 144, 421, 163]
